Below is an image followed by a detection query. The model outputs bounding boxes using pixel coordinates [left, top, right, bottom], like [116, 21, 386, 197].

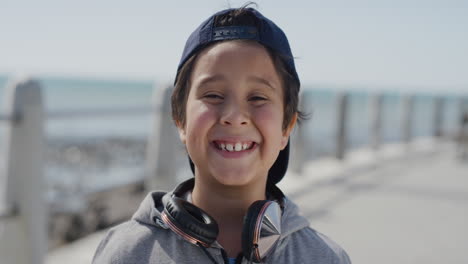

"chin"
[212, 169, 265, 187]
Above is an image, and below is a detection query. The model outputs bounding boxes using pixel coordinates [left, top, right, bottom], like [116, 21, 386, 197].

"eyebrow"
[195, 74, 226, 87]
[247, 76, 277, 91]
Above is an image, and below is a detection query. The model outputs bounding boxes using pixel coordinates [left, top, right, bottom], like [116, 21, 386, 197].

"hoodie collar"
[131, 179, 310, 242]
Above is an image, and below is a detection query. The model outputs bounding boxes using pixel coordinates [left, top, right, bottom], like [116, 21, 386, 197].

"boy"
[93, 6, 351, 264]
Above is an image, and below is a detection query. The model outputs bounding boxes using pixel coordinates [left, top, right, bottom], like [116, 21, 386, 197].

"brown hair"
[171, 6, 305, 130]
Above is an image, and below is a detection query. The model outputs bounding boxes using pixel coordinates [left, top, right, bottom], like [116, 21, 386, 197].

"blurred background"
[1, 1, 467, 263]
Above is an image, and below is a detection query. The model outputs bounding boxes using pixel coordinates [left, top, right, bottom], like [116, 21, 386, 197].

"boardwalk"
[281, 140, 468, 264]
[46, 140, 468, 264]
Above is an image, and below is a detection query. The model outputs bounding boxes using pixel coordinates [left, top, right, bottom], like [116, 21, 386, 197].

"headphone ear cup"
[242, 200, 269, 262]
[164, 197, 219, 246]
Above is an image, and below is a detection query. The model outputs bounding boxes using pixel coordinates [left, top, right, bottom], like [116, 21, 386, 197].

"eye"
[249, 96, 267, 102]
[202, 93, 224, 103]
[205, 94, 223, 99]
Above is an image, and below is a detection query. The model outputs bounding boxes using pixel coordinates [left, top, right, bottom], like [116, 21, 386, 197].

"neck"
[191, 176, 267, 258]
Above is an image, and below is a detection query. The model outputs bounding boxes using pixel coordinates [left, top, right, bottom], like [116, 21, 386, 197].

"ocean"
[0, 75, 463, 212]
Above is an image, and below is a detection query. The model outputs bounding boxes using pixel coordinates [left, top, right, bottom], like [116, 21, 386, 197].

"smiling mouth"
[212, 141, 256, 152]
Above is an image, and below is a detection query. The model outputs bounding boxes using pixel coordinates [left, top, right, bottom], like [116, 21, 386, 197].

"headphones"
[161, 178, 285, 263]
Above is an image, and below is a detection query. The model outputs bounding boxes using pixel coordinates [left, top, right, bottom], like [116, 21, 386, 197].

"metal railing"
[0, 113, 21, 123]
[46, 106, 157, 120]
[0, 78, 177, 264]
[0, 105, 156, 121]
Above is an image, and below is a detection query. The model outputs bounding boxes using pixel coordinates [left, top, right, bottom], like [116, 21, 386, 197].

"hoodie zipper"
[235, 253, 244, 264]
[221, 250, 245, 264]
[220, 248, 229, 264]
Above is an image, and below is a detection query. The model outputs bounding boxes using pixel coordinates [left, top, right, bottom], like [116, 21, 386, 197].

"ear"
[280, 113, 297, 150]
[175, 121, 187, 145]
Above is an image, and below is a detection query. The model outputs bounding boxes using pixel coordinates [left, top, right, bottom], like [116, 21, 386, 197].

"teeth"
[235, 143, 242, 151]
[216, 142, 253, 152]
[226, 144, 234, 151]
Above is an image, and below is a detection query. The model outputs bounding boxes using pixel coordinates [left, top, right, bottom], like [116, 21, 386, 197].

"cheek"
[185, 101, 217, 139]
[254, 106, 284, 138]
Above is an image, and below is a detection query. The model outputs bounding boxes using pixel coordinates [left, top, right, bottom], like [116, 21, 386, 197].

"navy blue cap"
[177, 8, 299, 185]
[176, 8, 300, 86]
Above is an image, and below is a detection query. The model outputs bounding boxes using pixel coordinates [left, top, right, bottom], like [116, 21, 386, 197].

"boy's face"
[177, 41, 295, 188]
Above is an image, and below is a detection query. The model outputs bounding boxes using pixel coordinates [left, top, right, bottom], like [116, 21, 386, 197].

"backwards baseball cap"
[176, 7, 300, 185]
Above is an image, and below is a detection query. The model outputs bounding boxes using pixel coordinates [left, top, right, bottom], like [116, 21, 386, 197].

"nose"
[220, 99, 249, 126]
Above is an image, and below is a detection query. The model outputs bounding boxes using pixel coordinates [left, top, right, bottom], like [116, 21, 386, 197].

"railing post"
[401, 95, 414, 144]
[433, 96, 444, 138]
[458, 97, 468, 138]
[336, 92, 348, 160]
[457, 97, 468, 158]
[0, 78, 46, 264]
[146, 85, 179, 191]
[458, 97, 468, 132]
[370, 93, 383, 150]
[290, 93, 306, 173]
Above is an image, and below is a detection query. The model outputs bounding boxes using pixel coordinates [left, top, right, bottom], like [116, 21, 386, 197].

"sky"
[1, 0, 467, 93]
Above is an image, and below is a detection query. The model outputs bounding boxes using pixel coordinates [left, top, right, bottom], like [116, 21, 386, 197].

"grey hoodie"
[92, 187, 351, 264]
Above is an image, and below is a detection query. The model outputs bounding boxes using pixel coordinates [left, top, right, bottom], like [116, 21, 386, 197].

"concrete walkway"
[280, 141, 468, 264]
[46, 140, 468, 264]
